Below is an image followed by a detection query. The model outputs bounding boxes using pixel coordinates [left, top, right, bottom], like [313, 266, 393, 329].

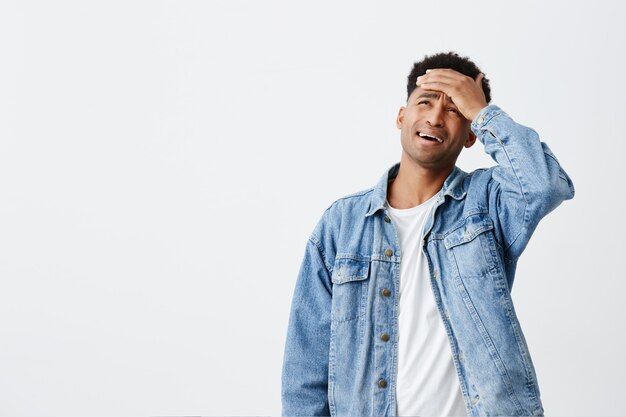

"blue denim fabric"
[282, 105, 575, 417]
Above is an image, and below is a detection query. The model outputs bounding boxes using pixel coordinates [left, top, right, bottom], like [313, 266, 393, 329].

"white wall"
[1, 0, 624, 415]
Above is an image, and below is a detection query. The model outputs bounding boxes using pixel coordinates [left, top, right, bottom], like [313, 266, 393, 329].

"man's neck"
[387, 155, 453, 209]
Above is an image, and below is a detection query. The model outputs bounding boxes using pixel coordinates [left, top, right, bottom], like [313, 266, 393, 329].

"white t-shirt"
[386, 193, 467, 417]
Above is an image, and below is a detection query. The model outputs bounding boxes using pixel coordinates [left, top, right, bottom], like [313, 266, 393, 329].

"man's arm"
[281, 235, 332, 416]
[417, 69, 575, 259]
[471, 105, 575, 259]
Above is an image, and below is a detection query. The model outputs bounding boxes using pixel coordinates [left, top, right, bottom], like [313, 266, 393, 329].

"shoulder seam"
[332, 186, 376, 204]
[308, 234, 333, 274]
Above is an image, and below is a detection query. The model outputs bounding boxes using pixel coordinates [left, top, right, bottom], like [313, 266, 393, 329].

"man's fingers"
[416, 71, 456, 85]
[425, 68, 458, 76]
[415, 76, 454, 94]
[417, 82, 440, 90]
[417, 70, 480, 85]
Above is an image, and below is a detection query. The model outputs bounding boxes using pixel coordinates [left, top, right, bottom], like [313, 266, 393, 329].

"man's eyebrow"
[416, 92, 454, 103]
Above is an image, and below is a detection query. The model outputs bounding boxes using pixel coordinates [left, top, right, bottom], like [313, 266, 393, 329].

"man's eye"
[418, 101, 429, 105]
[448, 108, 460, 114]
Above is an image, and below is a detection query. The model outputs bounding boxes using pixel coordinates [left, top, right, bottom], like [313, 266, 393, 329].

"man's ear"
[396, 106, 406, 129]
[464, 131, 477, 148]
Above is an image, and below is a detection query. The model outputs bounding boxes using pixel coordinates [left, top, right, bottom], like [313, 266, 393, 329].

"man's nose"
[426, 105, 445, 127]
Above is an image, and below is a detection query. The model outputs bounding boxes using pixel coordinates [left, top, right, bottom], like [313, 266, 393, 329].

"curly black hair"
[406, 52, 491, 104]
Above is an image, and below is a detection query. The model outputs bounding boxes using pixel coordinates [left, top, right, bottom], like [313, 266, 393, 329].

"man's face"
[396, 86, 476, 171]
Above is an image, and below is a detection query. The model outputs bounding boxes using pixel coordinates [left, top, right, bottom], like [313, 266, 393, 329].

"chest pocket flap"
[444, 215, 494, 249]
[331, 257, 370, 284]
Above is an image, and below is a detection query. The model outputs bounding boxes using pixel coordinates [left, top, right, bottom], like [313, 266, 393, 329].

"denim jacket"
[282, 105, 575, 416]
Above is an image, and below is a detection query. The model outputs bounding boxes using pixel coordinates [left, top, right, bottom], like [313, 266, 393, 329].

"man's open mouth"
[418, 132, 443, 143]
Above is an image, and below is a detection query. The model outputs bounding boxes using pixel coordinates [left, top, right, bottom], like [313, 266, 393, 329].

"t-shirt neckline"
[386, 192, 439, 215]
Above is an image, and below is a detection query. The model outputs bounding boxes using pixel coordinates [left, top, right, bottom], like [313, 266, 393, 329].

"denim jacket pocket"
[330, 257, 370, 322]
[444, 214, 498, 279]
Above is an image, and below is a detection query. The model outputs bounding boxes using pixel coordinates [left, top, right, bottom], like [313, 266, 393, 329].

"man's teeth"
[418, 133, 443, 143]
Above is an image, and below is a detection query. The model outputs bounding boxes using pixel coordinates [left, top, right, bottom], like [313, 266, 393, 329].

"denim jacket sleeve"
[281, 233, 332, 416]
[471, 105, 575, 260]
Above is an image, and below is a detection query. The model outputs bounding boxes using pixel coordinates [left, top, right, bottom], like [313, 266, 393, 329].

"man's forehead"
[411, 88, 454, 103]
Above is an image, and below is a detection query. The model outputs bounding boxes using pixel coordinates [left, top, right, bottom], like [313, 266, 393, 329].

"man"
[281, 52, 574, 417]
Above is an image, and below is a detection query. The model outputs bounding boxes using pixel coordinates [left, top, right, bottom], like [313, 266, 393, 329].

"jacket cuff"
[471, 104, 504, 132]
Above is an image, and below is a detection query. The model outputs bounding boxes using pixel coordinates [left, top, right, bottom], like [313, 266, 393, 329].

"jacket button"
[381, 333, 390, 342]
[384, 216, 391, 223]
[381, 288, 391, 297]
[385, 248, 393, 257]
[378, 379, 387, 388]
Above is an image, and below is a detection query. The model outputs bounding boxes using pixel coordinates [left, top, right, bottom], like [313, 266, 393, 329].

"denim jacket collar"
[365, 162, 468, 217]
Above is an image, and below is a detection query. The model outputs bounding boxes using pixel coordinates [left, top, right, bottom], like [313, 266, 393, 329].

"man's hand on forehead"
[416, 68, 487, 122]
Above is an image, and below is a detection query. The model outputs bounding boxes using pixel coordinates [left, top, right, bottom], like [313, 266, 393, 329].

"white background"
[1, 0, 625, 415]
